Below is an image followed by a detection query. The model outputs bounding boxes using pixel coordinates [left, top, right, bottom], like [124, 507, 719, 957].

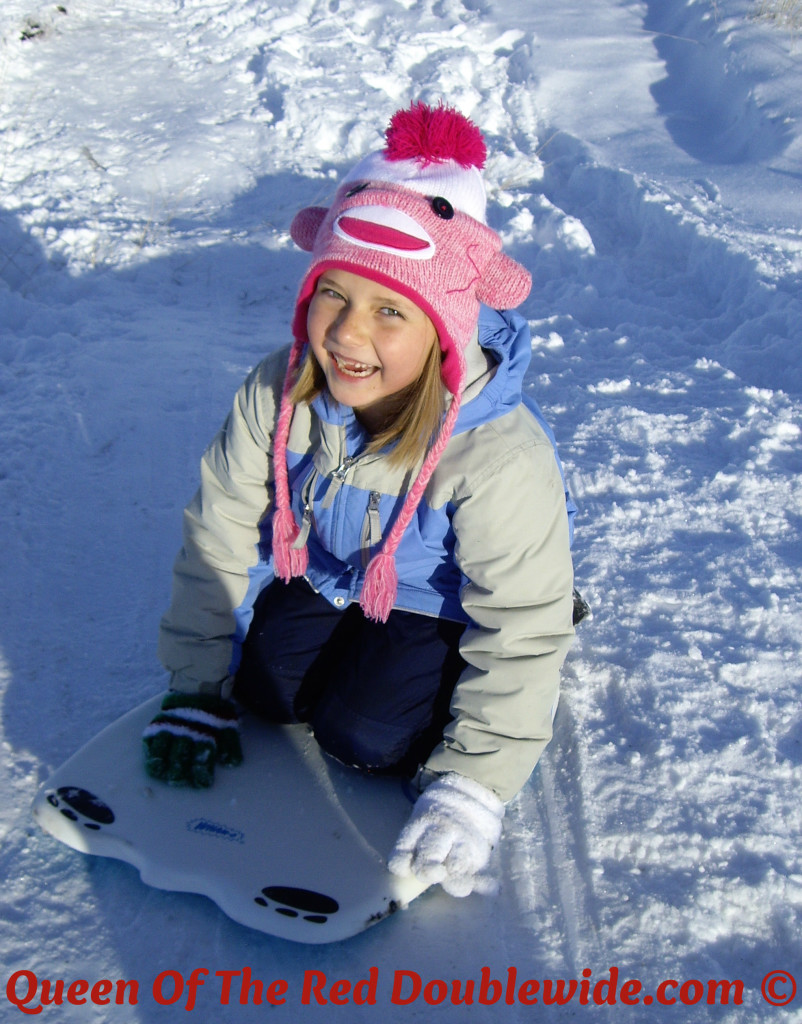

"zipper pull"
[367, 491, 382, 544]
[323, 455, 356, 509]
[333, 455, 355, 480]
[291, 504, 312, 550]
[361, 490, 383, 566]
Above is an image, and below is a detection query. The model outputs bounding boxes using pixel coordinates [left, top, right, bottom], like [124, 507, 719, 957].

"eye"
[431, 196, 454, 219]
[345, 182, 369, 197]
[380, 307, 403, 318]
[316, 284, 344, 301]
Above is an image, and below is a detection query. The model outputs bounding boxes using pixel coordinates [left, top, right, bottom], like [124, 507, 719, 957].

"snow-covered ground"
[2, 0, 801, 1019]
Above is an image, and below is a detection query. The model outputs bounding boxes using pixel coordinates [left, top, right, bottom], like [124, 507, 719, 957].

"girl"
[143, 102, 577, 898]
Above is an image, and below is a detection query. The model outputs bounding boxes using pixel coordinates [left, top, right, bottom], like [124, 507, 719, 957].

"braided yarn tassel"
[360, 389, 463, 622]
[271, 506, 309, 581]
[360, 551, 399, 623]
[271, 344, 309, 582]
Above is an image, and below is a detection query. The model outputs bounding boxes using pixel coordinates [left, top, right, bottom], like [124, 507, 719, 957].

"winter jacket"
[158, 307, 575, 801]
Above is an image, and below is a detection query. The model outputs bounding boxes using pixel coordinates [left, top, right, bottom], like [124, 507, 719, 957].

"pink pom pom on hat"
[272, 101, 532, 621]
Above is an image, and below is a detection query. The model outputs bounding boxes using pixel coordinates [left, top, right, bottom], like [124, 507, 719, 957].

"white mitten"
[388, 772, 504, 897]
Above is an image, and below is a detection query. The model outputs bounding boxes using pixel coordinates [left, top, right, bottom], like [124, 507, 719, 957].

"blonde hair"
[289, 342, 446, 470]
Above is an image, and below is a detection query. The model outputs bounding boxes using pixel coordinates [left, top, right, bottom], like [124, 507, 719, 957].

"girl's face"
[306, 269, 438, 431]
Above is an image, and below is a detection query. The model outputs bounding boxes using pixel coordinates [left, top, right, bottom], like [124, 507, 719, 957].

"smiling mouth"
[331, 354, 378, 378]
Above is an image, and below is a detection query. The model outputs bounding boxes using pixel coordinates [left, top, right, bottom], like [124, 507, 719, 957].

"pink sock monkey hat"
[272, 101, 532, 621]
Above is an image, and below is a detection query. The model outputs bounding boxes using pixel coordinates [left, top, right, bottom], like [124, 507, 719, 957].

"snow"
[1, 0, 801, 1019]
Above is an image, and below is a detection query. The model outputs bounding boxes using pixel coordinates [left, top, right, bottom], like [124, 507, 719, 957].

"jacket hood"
[455, 306, 531, 434]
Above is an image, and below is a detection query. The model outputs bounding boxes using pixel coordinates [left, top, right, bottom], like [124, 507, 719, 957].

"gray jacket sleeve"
[157, 349, 288, 695]
[422, 418, 575, 802]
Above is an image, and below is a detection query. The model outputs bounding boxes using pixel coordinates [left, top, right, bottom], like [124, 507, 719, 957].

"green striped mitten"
[142, 692, 243, 788]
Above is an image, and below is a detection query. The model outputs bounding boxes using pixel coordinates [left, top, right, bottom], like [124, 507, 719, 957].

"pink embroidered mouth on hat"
[333, 206, 435, 258]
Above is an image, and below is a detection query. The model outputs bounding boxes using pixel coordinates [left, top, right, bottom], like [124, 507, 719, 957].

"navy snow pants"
[233, 577, 467, 775]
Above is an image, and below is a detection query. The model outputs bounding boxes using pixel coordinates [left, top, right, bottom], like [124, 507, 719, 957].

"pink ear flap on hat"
[475, 250, 532, 310]
[290, 206, 328, 252]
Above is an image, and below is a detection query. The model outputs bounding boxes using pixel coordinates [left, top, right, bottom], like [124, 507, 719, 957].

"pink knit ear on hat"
[290, 206, 328, 252]
[475, 250, 532, 309]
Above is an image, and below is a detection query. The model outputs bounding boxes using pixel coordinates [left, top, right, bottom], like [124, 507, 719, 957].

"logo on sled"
[186, 818, 245, 844]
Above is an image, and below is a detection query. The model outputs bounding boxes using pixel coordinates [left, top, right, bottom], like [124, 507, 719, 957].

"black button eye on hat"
[431, 196, 454, 219]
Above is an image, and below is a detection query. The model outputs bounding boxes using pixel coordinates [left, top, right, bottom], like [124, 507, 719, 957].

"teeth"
[333, 355, 377, 377]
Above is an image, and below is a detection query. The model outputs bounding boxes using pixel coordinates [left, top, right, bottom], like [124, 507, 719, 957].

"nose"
[328, 303, 368, 350]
